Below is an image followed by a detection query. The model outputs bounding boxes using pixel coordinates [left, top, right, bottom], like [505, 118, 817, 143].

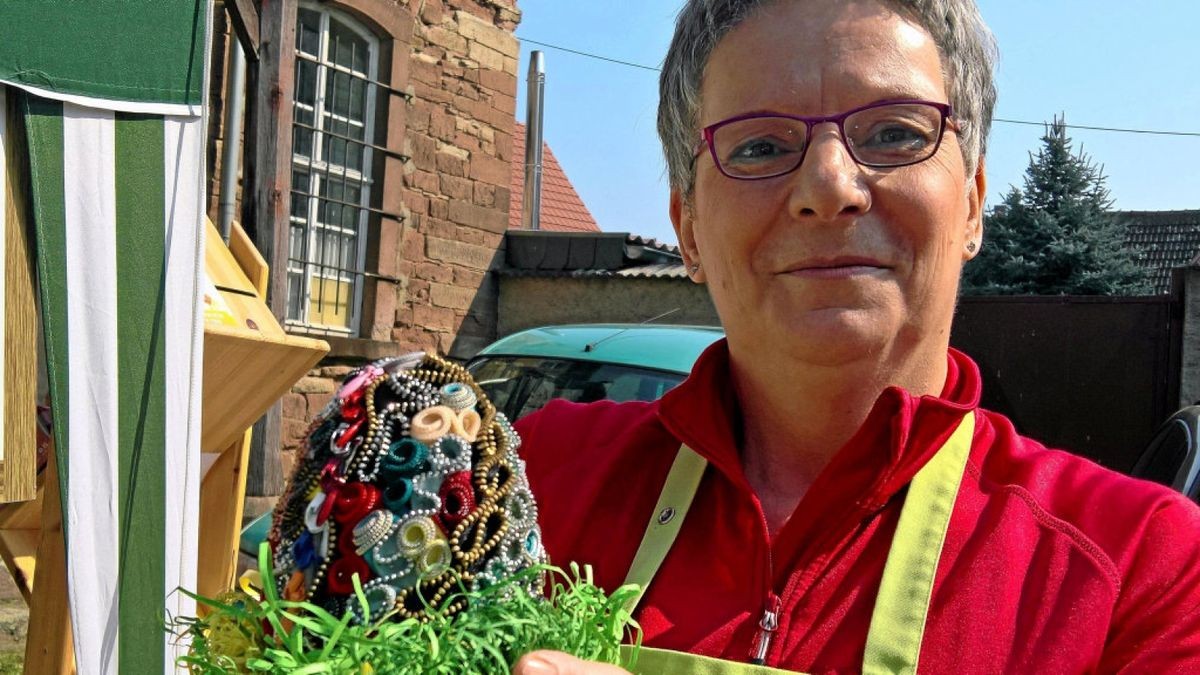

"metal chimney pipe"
[218, 33, 247, 242]
[522, 50, 546, 231]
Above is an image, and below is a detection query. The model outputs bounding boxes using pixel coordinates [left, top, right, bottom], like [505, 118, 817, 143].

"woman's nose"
[786, 124, 871, 221]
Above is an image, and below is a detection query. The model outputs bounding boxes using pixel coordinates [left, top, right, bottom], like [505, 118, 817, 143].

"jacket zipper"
[749, 501, 780, 665]
[749, 591, 782, 665]
[745, 491, 858, 666]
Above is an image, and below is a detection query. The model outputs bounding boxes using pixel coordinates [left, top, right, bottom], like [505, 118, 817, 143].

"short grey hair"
[657, 0, 999, 194]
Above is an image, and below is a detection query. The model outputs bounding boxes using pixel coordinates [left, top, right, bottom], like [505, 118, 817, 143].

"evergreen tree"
[962, 117, 1150, 295]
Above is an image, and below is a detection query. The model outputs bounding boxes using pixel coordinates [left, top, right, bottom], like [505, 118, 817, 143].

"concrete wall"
[1180, 266, 1200, 408]
[498, 275, 720, 337]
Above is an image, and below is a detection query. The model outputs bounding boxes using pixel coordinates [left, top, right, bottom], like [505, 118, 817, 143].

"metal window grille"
[286, 5, 379, 334]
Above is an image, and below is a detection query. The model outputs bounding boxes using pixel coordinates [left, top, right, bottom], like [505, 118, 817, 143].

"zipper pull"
[748, 593, 782, 665]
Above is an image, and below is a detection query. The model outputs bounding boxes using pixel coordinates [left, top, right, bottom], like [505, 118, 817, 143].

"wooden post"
[196, 431, 253, 597]
[2, 94, 37, 505]
[23, 453, 74, 675]
[243, 0, 298, 498]
[225, 0, 260, 62]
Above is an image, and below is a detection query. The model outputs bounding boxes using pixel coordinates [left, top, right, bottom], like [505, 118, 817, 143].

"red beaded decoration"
[326, 556, 373, 595]
[438, 471, 477, 530]
[333, 482, 381, 525]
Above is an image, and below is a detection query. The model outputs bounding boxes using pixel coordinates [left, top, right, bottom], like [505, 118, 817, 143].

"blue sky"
[512, 1, 1200, 243]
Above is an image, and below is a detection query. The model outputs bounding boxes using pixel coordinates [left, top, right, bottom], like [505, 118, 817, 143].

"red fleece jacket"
[515, 341, 1200, 673]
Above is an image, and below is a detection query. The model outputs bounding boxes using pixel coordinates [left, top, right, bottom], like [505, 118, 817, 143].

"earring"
[688, 263, 701, 275]
[966, 242, 977, 253]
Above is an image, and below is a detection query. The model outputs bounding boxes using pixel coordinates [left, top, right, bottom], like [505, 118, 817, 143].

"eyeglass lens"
[711, 102, 945, 178]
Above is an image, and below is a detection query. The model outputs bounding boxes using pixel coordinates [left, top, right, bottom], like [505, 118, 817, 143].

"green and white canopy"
[0, 2, 207, 116]
[0, 2, 210, 672]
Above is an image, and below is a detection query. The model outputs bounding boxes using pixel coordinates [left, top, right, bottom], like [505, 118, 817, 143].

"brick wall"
[395, 0, 520, 360]
[269, 0, 521, 461]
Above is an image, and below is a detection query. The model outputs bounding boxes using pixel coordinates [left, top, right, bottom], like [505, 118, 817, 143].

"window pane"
[319, 182, 363, 230]
[297, 9, 321, 55]
[325, 70, 352, 117]
[295, 60, 318, 108]
[319, 198, 343, 230]
[329, 19, 369, 73]
[349, 77, 365, 120]
[323, 179, 343, 201]
[312, 228, 330, 270]
[342, 203, 360, 230]
[320, 64, 368, 175]
[293, 124, 314, 159]
[320, 179, 363, 214]
[286, 271, 304, 321]
[319, 230, 337, 269]
[340, 231, 357, 269]
[290, 170, 310, 218]
[308, 276, 352, 328]
[288, 224, 306, 263]
[322, 231, 343, 268]
[342, 185, 363, 230]
[322, 132, 356, 171]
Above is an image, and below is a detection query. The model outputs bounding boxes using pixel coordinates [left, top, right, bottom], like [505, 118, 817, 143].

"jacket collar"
[657, 339, 982, 512]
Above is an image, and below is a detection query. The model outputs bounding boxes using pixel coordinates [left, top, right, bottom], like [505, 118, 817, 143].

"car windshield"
[466, 356, 686, 422]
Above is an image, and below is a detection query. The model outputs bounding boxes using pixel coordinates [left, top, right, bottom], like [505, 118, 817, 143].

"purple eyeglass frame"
[698, 98, 959, 180]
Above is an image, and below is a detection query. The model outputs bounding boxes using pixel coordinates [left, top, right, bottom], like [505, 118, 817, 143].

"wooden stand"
[193, 221, 328, 598]
[0, 220, 328, 672]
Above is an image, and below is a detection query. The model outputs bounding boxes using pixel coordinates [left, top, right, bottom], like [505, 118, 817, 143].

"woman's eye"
[862, 124, 929, 148]
[727, 138, 793, 163]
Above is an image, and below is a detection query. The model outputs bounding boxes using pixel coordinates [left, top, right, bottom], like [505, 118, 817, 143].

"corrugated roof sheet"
[625, 234, 682, 258]
[509, 122, 601, 233]
[1119, 209, 1200, 294]
[500, 262, 690, 279]
[503, 230, 686, 279]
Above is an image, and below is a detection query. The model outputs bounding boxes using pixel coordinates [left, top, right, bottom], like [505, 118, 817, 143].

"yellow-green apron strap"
[620, 645, 804, 675]
[618, 448, 805, 674]
[622, 443, 708, 615]
[619, 412, 974, 674]
[619, 444, 806, 667]
[862, 411, 975, 675]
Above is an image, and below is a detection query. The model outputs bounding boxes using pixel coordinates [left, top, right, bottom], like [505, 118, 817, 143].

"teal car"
[466, 324, 725, 421]
[239, 324, 724, 555]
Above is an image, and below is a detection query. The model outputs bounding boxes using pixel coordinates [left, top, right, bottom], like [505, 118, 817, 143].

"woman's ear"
[964, 156, 987, 261]
[671, 190, 706, 283]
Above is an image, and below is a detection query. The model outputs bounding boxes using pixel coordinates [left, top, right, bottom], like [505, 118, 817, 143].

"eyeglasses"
[698, 99, 959, 180]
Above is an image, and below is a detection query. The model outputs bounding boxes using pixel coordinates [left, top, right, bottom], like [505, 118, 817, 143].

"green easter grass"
[170, 545, 642, 674]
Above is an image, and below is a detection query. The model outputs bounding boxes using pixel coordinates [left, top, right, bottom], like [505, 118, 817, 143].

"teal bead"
[433, 435, 470, 466]
[383, 478, 413, 513]
[381, 437, 428, 478]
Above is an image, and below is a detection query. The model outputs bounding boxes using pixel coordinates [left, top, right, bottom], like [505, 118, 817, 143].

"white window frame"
[287, 3, 379, 335]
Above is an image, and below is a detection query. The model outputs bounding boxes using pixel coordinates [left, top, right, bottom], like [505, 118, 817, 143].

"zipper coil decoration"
[265, 352, 549, 623]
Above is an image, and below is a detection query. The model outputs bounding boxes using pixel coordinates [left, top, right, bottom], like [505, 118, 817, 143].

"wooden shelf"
[201, 221, 328, 453]
[195, 220, 328, 597]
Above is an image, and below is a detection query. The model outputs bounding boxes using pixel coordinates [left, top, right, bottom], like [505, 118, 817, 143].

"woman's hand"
[512, 650, 632, 674]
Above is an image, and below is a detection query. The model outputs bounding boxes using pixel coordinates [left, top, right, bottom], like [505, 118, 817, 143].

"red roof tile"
[509, 122, 601, 233]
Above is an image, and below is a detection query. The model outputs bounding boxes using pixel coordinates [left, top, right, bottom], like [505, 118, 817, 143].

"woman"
[513, 0, 1200, 672]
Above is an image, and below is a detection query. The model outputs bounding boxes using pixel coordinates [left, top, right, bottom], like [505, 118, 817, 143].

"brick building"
[207, 0, 529, 500]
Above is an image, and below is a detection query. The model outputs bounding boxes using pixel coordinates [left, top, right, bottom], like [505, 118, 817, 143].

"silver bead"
[440, 382, 478, 411]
